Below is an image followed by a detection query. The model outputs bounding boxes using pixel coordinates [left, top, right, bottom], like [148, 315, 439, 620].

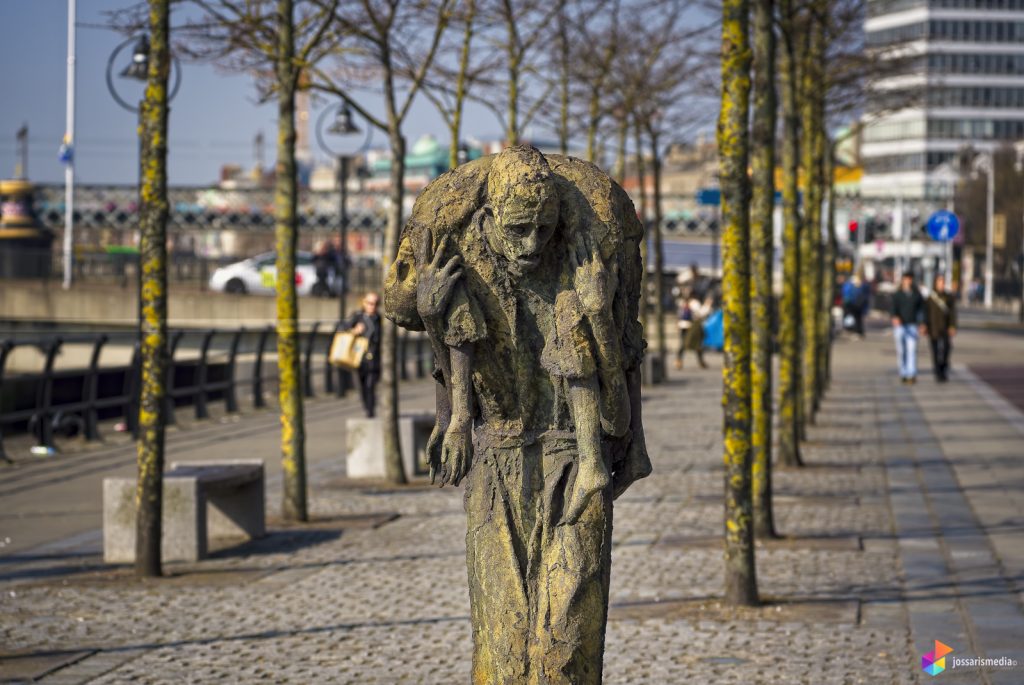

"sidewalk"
[1, 326, 1022, 683]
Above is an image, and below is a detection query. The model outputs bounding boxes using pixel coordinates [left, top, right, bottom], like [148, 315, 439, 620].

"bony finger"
[442, 254, 462, 275]
[417, 227, 432, 266]
[575, 234, 587, 264]
[445, 269, 464, 286]
[431, 234, 447, 268]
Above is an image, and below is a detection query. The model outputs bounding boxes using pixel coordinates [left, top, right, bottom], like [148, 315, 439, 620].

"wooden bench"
[103, 460, 265, 563]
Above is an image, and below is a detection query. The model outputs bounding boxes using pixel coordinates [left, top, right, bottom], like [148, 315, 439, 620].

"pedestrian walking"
[891, 272, 925, 384]
[925, 274, 957, 383]
[343, 292, 382, 417]
[677, 291, 711, 369]
[842, 274, 870, 338]
[675, 297, 692, 370]
[312, 241, 334, 298]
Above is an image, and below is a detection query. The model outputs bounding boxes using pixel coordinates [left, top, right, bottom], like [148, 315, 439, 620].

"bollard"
[225, 329, 243, 413]
[126, 341, 142, 438]
[0, 341, 15, 463]
[325, 322, 340, 394]
[164, 331, 185, 425]
[83, 335, 108, 441]
[195, 330, 216, 420]
[253, 326, 272, 408]
[303, 322, 320, 398]
[415, 335, 425, 378]
[27, 339, 63, 449]
[399, 330, 409, 381]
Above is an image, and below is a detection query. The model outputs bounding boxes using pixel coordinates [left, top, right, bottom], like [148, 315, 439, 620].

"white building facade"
[862, 0, 1024, 200]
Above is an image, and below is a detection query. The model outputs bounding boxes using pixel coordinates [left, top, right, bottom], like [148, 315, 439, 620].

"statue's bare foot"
[562, 455, 610, 526]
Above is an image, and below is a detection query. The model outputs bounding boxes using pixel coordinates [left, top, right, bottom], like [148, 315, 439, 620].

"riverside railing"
[0, 325, 432, 461]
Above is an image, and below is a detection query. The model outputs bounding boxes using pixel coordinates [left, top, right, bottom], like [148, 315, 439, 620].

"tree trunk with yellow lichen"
[823, 144, 837, 391]
[649, 129, 667, 382]
[799, 3, 825, 429]
[719, 0, 758, 606]
[275, 0, 307, 522]
[776, 0, 803, 468]
[750, 0, 777, 539]
[814, 75, 831, 406]
[135, 0, 171, 578]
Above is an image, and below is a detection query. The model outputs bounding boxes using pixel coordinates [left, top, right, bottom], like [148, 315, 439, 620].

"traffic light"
[848, 220, 858, 242]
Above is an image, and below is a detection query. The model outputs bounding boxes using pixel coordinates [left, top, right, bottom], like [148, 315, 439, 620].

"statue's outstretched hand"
[416, 228, 463, 322]
[568, 231, 609, 316]
[612, 433, 652, 499]
[439, 424, 472, 487]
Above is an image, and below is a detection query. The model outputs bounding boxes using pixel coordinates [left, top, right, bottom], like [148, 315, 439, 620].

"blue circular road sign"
[926, 210, 960, 242]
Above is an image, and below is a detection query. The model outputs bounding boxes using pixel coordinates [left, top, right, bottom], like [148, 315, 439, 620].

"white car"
[209, 251, 340, 296]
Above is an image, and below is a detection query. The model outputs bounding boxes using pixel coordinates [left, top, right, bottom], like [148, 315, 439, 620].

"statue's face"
[488, 193, 559, 273]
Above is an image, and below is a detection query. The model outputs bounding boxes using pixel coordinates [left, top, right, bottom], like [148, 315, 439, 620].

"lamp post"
[105, 35, 181, 335]
[315, 102, 372, 321]
[62, 0, 75, 289]
[971, 152, 995, 309]
[1016, 150, 1024, 323]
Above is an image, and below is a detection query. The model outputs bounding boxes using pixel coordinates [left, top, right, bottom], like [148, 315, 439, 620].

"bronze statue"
[384, 145, 650, 684]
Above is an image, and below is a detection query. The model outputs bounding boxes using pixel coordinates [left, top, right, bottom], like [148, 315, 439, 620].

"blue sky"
[0, 0, 497, 185]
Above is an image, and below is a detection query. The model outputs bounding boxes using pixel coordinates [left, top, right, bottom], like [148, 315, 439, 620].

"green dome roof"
[411, 135, 440, 157]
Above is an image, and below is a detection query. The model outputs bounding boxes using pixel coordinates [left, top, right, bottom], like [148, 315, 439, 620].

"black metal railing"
[4, 247, 385, 293]
[0, 324, 432, 461]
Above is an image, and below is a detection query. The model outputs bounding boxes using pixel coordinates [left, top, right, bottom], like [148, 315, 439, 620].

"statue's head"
[484, 145, 559, 274]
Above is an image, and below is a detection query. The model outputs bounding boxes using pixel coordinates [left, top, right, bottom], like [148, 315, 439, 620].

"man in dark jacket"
[891, 272, 925, 384]
[344, 292, 382, 417]
[925, 274, 957, 382]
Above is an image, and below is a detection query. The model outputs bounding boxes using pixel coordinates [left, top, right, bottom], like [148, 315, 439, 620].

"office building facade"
[862, 0, 1024, 199]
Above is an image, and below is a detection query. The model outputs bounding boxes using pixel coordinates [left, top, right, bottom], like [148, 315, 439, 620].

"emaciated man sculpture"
[384, 145, 650, 684]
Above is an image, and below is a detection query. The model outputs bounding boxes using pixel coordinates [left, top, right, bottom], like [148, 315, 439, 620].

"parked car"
[209, 251, 341, 296]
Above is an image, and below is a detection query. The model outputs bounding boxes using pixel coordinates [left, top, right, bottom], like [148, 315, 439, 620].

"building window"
[927, 86, 1024, 108]
[864, 151, 957, 173]
[927, 118, 1024, 139]
[869, 20, 1024, 47]
[929, 52, 1024, 75]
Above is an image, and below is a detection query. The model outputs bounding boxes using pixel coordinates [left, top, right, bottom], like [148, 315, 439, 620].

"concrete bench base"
[346, 413, 434, 481]
[103, 459, 265, 563]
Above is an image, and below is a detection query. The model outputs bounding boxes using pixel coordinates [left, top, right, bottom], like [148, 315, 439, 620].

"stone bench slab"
[103, 459, 265, 564]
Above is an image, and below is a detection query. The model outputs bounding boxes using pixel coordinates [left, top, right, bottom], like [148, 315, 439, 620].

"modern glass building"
[862, 0, 1024, 199]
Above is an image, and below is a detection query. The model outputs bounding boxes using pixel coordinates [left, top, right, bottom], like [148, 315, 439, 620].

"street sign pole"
[985, 161, 995, 309]
[926, 210, 961, 294]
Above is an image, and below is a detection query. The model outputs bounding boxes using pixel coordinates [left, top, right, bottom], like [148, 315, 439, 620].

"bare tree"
[311, 0, 453, 484]
[750, 0, 777, 539]
[476, 0, 561, 144]
[719, 0, 758, 607]
[171, 0, 339, 521]
[418, 0, 493, 168]
[134, 0, 172, 578]
[776, 0, 804, 467]
[621, 3, 714, 380]
[799, 0, 826, 430]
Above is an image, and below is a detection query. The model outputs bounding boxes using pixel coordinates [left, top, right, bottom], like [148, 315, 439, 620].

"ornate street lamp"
[105, 35, 182, 336]
[119, 35, 150, 81]
[316, 101, 373, 321]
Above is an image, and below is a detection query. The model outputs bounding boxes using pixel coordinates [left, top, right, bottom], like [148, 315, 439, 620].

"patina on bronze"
[384, 145, 650, 684]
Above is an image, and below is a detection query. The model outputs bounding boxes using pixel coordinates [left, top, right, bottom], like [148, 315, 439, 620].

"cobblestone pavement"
[1, 325, 1022, 684]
